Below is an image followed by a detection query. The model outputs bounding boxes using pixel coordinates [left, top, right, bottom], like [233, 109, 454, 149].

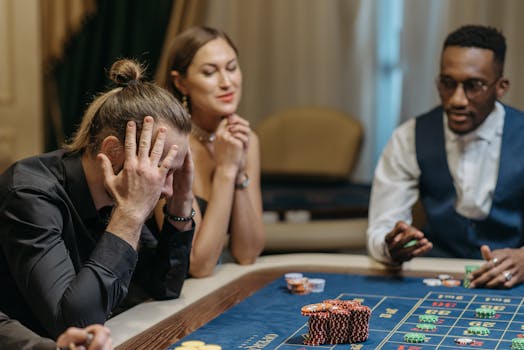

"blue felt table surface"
[169, 272, 524, 349]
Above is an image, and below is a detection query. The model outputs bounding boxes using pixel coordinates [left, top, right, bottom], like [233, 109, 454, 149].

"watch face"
[235, 173, 250, 189]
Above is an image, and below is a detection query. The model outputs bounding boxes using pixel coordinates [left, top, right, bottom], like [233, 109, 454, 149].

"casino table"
[105, 253, 524, 349]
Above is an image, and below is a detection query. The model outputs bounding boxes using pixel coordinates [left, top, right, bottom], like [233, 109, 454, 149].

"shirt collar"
[444, 101, 505, 144]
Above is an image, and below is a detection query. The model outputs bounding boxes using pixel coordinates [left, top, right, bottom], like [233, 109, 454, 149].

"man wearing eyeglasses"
[367, 25, 524, 289]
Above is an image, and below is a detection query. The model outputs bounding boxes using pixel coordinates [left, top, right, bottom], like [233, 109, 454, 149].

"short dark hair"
[443, 25, 506, 73]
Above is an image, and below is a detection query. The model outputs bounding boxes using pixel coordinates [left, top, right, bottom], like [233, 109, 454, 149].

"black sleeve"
[130, 219, 194, 301]
[1, 189, 137, 337]
[0, 311, 56, 350]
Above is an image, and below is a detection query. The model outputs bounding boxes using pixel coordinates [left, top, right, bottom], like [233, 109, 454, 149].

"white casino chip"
[423, 278, 442, 286]
[454, 337, 474, 345]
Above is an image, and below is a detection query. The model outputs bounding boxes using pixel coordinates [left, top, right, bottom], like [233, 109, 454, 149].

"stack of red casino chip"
[349, 304, 371, 342]
[301, 299, 371, 345]
[324, 299, 361, 343]
[301, 303, 332, 345]
[305, 312, 330, 345]
[328, 305, 352, 344]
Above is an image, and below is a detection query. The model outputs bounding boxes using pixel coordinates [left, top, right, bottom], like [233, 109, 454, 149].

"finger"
[182, 147, 194, 172]
[388, 232, 419, 256]
[389, 230, 431, 263]
[138, 116, 154, 159]
[503, 272, 518, 289]
[385, 222, 408, 243]
[470, 264, 502, 288]
[497, 268, 515, 288]
[226, 114, 249, 126]
[231, 131, 249, 145]
[97, 154, 115, 184]
[158, 145, 178, 174]
[480, 245, 492, 261]
[391, 227, 424, 249]
[216, 117, 230, 132]
[228, 123, 251, 136]
[224, 132, 244, 148]
[87, 332, 109, 350]
[401, 238, 425, 251]
[124, 121, 137, 162]
[486, 271, 509, 289]
[150, 127, 167, 166]
[390, 238, 422, 256]
[471, 252, 505, 281]
[85, 325, 111, 350]
[57, 327, 90, 348]
[411, 241, 433, 257]
[470, 263, 491, 280]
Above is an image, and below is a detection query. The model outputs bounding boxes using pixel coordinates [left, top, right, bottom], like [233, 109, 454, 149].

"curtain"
[40, 0, 97, 150]
[204, 0, 524, 182]
[41, 0, 97, 66]
[155, 0, 208, 86]
[205, 0, 377, 182]
[43, 0, 174, 150]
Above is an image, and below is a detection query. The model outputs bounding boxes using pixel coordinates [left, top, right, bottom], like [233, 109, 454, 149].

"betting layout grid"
[168, 273, 524, 350]
[333, 291, 524, 349]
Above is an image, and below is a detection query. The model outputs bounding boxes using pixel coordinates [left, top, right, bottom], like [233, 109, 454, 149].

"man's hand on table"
[469, 244, 524, 289]
[386, 221, 433, 264]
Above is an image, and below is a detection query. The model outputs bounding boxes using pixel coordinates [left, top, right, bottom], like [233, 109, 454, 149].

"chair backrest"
[255, 106, 363, 181]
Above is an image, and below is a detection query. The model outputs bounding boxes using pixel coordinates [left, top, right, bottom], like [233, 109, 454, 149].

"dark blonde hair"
[65, 59, 191, 155]
[164, 26, 238, 101]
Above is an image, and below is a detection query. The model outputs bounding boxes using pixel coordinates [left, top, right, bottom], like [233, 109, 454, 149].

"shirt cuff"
[370, 237, 402, 268]
[163, 218, 196, 235]
[90, 232, 138, 285]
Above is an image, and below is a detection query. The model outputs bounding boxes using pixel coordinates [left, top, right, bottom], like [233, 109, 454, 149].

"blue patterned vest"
[415, 105, 524, 258]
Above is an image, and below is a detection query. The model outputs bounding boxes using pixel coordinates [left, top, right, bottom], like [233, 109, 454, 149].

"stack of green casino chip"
[404, 333, 427, 343]
[419, 315, 439, 324]
[416, 323, 436, 331]
[467, 326, 490, 335]
[512, 338, 524, 349]
[475, 307, 495, 318]
[464, 265, 480, 288]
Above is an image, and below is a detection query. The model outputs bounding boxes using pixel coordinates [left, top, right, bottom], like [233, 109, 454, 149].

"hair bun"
[109, 59, 145, 87]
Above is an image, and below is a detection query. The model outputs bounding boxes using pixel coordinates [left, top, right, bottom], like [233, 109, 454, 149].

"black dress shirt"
[0, 150, 193, 338]
[0, 311, 55, 350]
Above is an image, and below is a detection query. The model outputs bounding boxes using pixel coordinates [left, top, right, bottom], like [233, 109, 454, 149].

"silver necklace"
[191, 123, 216, 143]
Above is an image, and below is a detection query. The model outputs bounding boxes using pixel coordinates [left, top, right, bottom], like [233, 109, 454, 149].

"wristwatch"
[235, 172, 250, 190]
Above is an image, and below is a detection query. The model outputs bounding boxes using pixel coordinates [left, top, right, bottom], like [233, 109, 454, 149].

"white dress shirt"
[367, 102, 505, 264]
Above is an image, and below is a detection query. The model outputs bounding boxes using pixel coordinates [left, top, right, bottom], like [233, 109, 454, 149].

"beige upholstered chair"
[255, 106, 367, 253]
[255, 106, 363, 180]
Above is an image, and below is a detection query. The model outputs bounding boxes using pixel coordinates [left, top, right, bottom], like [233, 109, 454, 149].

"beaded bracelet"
[163, 204, 196, 222]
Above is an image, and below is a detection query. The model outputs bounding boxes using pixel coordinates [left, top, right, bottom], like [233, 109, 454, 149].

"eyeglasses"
[436, 76, 499, 100]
